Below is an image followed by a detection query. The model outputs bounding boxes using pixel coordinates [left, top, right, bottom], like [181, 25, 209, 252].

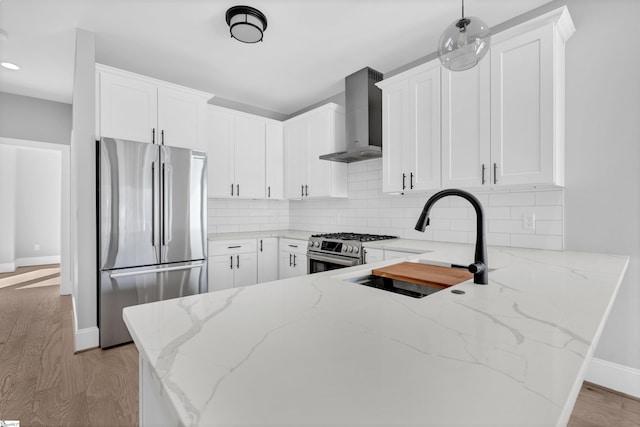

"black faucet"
[415, 189, 488, 285]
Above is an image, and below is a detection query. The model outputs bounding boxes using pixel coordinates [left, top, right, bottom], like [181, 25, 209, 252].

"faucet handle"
[468, 262, 485, 274]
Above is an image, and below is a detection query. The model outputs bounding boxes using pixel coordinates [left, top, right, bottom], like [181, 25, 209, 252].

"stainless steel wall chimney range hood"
[319, 67, 383, 163]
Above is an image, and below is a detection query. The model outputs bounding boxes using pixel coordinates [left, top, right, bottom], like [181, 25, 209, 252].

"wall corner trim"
[72, 295, 100, 352]
[586, 357, 640, 399]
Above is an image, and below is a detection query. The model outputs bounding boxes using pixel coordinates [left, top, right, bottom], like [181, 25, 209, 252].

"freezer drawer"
[100, 261, 207, 348]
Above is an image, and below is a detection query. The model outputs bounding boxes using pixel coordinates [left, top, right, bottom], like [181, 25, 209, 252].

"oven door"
[307, 252, 360, 274]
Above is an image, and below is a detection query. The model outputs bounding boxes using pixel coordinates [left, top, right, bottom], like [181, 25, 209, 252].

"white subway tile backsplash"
[511, 234, 563, 251]
[489, 191, 535, 206]
[209, 162, 564, 250]
[535, 190, 563, 206]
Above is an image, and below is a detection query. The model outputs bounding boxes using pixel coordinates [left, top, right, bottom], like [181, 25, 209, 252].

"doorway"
[0, 137, 70, 295]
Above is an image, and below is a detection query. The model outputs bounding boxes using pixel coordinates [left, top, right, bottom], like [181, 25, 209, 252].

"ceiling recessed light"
[1, 62, 20, 70]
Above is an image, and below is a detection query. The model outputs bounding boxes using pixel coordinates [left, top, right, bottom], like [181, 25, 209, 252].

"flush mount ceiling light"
[437, 0, 491, 71]
[225, 5, 268, 44]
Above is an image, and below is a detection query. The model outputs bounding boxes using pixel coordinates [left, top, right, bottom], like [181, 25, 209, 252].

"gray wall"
[561, 0, 640, 370]
[15, 149, 62, 259]
[0, 92, 72, 145]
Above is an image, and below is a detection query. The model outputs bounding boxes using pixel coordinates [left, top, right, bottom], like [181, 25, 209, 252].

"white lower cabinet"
[279, 238, 308, 279]
[363, 248, 384, 264]
[208, 239, 257, 292]
[257, 237, 279, 283]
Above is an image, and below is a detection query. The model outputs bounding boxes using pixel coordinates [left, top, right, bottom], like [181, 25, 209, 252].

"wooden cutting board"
[371, 262, 473, 289]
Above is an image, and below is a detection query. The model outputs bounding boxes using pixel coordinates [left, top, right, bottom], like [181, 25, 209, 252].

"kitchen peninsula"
[124, 240, 628, 426]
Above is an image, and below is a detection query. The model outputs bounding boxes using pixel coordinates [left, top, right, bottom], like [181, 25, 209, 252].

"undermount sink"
[345, 261, 476, 299]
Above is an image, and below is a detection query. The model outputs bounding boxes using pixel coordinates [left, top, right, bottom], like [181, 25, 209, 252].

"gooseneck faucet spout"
[415, 189, 488, 284]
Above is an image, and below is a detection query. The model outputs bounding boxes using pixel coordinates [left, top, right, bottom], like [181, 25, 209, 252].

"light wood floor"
[1, 265, 639, 426]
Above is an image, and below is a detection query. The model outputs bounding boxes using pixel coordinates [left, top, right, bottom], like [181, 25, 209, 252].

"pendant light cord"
[461, 0, 465, 19]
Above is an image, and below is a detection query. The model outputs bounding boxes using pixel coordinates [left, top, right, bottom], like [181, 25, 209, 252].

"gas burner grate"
[311, 233, 398, 242]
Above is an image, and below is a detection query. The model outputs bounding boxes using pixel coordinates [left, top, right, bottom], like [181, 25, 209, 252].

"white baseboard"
[15, 256, 61, 267]
[0, 262, 17, 273]
[71, 295, 99, 352]
[586, 357, 640, 398]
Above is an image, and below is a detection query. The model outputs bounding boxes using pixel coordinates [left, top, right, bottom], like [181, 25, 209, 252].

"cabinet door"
[265, 123, 284, 199]
[307, 109, 332, 198]
[407, 64, 441, 191]
[207, 107, 234, 197]
[234, 252, 257, 287]
[279, 251, 294, 280]
[99, 72, 158, 143]
[284, 119, 308, 199]
[257, 237, 278, 283]
[157, 87, 206, 151]
[381, 80, 409, 193]
[490, 25, 554, 186]
[363, 248, 384, 264]
[291, 253, 307, 277]
[441, 61, 491, 188]
[234, 115, 266, 199]
[208, 255, 235, 292]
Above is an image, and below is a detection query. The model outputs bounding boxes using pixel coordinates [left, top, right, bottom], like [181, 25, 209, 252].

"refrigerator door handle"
[151, 162, 156, 247]
[165, 164, 173, 244]
[109, 261, 205, 278]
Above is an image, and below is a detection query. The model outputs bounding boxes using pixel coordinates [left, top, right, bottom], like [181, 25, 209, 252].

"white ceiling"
[0, 0, 552, 115]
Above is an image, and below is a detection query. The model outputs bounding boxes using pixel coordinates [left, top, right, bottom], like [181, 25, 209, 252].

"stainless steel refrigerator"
[98, 137, 208, 348]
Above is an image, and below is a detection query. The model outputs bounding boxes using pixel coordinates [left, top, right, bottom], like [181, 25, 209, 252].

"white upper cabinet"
[96, 64, 211, 151]
[265, 122, 284, 200]
[283, 103, 347, 199]
[441, 60, 491, 188]
[207, 105, 266, 199]
[382, 6, 574, 192]
[378, 60, 441, 193]
[489, 8, 574, 188]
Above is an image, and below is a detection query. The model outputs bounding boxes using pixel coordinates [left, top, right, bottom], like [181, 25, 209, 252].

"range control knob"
[308, 241, 313, 247]
[354, 247, 360, 253]
[348, 246, 354, 253]
[314, 241, 320, 248]
[342, 246, 348, 252]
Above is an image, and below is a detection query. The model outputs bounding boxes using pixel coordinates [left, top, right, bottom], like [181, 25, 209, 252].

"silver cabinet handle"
[293, 254, 297, 267]
[237, 184, 239, 197]
[410, 172, 414, 189]
[482, 164, 486, 185]
[228, 245, 241, 249]
[231, 183, 234, 196]
[289, 253, 293, 266]
[305, 185, 308, 197]
[402, 173, 406, 190]
[237, 254, 240, 269]
[288, 244, 298, 248]
[260, 240, 263, 252]
[267, 186, 271, 198]
[230, 255, 233, 269]
[152, 128, 156, 144]
[493, 163, 498, 184]
[161, 129, 165, 145]
[301, 185, 304, 197]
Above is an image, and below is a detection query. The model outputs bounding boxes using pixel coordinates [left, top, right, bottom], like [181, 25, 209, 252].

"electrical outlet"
[34, 244, 40, 251]
[524, 214, 536, 230]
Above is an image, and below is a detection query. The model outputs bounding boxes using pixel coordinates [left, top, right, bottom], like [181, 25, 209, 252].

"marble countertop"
[207, 230, 314, 241]
[124, 241, 628, 426]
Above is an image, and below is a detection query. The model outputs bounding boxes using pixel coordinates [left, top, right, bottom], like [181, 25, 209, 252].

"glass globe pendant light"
[438, 0, 491, 71]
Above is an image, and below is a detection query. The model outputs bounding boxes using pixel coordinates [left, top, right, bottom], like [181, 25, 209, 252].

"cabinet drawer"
[209, 239, 257, 256]
[279, 238, 307, 254]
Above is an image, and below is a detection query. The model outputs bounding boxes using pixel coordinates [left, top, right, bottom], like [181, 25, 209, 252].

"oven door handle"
[308, 253, 360, 267]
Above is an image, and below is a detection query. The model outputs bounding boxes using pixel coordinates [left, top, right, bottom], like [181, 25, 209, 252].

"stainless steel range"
[307, 233, 397, 274]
